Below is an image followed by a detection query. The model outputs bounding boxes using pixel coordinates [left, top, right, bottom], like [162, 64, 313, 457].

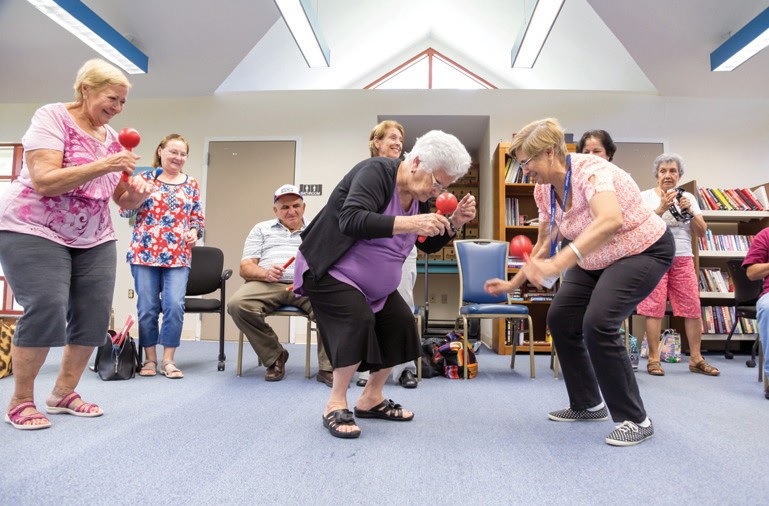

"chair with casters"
[724, 258, 764, 380]
[454, 239, 536, 379]
[236, 305, 316, 378]
[185, 246, 233, 371]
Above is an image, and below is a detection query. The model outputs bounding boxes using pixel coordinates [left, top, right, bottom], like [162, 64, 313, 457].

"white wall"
[2, 89, 768, 338]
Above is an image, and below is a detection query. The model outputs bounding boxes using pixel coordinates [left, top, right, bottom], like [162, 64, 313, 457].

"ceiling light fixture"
[26, 0, 148, 74]
[710, 6, 769, 72]
[274, 0, 330, 67]
[511, 0, 565, 68]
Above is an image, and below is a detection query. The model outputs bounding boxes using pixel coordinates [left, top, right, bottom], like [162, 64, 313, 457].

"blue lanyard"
[549, 155, 571, 257]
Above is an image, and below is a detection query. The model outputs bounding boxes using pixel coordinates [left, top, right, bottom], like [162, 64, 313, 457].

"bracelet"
[448, 216, 460, 235]
[568, 242, 584, 262]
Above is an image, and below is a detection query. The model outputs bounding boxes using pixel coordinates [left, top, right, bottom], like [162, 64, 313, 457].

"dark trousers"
[548, 229, 674, 423]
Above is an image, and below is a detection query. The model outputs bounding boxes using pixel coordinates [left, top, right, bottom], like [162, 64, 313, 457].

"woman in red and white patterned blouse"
[121, 134, 205, 379]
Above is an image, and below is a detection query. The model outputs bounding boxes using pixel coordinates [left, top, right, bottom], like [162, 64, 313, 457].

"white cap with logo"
[273, 184, 303, 203]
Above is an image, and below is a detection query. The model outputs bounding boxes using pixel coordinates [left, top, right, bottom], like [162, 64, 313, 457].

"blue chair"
[454, 239, 536, 378]
[235, 305, 316, 378]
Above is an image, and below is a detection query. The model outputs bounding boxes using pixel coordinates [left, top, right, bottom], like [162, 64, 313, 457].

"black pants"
[548, 229, 674, 423]
[300, 271, 419, 371]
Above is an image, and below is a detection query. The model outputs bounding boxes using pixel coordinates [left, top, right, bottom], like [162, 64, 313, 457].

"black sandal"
[322, 409, 361, 439]
[354, 399, 414, 421]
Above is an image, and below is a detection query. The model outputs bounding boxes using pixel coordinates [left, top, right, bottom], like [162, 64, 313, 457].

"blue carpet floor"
[2, 341, 767, 505]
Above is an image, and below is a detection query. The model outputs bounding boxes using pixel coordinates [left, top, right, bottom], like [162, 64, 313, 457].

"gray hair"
[404, 130, 471, 180]
[653, 153, 685, 178]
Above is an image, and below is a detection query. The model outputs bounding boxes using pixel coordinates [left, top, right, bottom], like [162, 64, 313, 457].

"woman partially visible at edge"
[120, 134, 205, 379]
[484, 118, 674, 447]
[0, 59, 153, 430]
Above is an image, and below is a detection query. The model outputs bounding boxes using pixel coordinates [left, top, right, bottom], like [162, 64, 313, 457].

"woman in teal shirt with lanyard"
[484, 118, 674, 447]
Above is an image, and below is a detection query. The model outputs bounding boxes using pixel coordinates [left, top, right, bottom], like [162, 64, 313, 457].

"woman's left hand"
[183, 229, 198, 244]
[521, 256, 560, 289]
[450, 193, 476, 228]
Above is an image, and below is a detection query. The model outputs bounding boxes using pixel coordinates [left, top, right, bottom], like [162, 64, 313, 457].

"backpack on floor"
[438, 330, 478, 379]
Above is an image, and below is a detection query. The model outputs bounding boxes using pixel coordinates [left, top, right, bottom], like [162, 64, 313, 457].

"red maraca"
[509, 234, 533, 259]
[118, 127, 141, 181]
[418, 192, 459, 243]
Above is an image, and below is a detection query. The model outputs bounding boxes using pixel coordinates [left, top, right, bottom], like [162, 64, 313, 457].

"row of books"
[698, 267, 732, 293]
[505, 197, 523, 225]
[701, 306, 756, 334]
[697, 230, 754, 252]
[697, 186, 767, 211]
[504, 157, 531, 183]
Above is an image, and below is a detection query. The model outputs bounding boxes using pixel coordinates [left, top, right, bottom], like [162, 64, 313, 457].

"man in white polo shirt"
[227, 184, 332, 385]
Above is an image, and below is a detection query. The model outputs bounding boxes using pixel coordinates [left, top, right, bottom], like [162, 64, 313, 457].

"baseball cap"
[273, 184, 303, 202]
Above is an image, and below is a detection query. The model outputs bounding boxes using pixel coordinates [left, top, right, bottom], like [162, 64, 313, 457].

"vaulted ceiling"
[2, 0, 769, 105]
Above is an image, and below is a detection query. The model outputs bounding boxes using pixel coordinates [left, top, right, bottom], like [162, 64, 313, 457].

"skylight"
[365, 48, 495, 90]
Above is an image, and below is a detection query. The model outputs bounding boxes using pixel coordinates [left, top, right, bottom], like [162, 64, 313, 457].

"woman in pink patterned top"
[120, 134, 204, 379]
[485, 118, 674, 447]
[0, 59, 154, 430]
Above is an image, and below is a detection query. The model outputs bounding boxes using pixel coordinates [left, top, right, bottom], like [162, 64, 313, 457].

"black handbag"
[91, 330, 140, 381]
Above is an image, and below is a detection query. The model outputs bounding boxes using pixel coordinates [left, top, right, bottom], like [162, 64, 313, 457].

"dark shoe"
[354, 399, 414, 421]
[264, 349, 289, 381]
[765, 385, 769, 400]
[322, 409, 360, 439]
[398, 370, 418, 389]
[316, 370, 333, 387]
[356, 378, 367, 387]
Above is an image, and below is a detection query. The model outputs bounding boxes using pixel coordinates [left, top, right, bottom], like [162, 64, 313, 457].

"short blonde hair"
[508, 118, 568, 163]
[368, 120, 405, 157]
[73, 59, 131, 102]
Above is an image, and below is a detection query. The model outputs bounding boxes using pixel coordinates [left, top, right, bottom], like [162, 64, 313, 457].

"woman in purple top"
[294, 130, 476, 439]
[0, 59, 153, 430]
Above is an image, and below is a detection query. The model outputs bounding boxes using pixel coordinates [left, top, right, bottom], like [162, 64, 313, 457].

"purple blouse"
[294, 190, 418, 312]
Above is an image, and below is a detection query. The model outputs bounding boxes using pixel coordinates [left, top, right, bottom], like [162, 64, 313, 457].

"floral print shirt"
[0, 103, 122, 247]
[534, 153, 667, 270]
[120, 172, 205, 268]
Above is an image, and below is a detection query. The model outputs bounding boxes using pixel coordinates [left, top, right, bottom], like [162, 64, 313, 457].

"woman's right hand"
[484, 278, 512, 296]
[105, 150, 140, 177]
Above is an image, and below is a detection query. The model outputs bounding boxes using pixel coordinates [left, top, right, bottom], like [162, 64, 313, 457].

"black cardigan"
[299, 157, 452, 279]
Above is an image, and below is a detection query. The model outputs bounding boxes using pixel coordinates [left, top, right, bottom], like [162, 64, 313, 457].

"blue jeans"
[757, 293, 769, 380]
[131, 264, 190, 349]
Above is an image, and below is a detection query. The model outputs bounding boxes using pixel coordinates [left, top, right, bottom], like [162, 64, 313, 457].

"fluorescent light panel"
[711, 6, 769, 72]
[27, 0, 148, 74]
[274, 0, 330, 67]
[511, 0, 565, 68]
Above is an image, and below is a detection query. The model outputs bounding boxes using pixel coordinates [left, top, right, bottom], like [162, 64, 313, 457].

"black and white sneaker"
[548, 406, 609, 422]
[605, 420, 654, 446]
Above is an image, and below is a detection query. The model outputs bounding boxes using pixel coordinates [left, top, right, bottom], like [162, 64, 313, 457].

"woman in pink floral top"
[0, 59, 154, 430]
[120, 134, 204, 379]
[485, 118, 674, 447]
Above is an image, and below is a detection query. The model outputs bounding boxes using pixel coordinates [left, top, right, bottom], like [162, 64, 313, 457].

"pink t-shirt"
[0, 103, 122, 247]
[534, 154, 667, 270]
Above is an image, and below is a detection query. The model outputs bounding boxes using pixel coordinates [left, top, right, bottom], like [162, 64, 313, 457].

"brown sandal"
[689, 359, 720, 376]
[139, 360, 157, 377]
[647, 360, 665, 376]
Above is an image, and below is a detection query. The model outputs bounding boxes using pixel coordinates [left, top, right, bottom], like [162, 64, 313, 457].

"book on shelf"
[697, 186, 766, 211]
[698, 230, 754, 252]
[698, 267, 731, 293]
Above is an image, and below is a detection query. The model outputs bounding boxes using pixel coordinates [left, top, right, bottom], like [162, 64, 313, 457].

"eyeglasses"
[518, 154, 536, 170]
[165, 149, 188, 158]
[430, 172, 449, 192]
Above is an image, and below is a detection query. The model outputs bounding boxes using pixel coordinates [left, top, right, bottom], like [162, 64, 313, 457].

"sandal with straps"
[160, 360, 184, 379]
[689, 359, 720, 376]
[354, 399, 414, 421]
[139, 360, 157, 377]
[322, 409, 361, 439]
[5, 401, 52, 430]
[647, 360, 665, 376]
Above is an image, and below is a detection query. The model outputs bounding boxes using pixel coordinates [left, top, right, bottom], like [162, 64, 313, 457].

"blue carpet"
[1, 341, 766, 505]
